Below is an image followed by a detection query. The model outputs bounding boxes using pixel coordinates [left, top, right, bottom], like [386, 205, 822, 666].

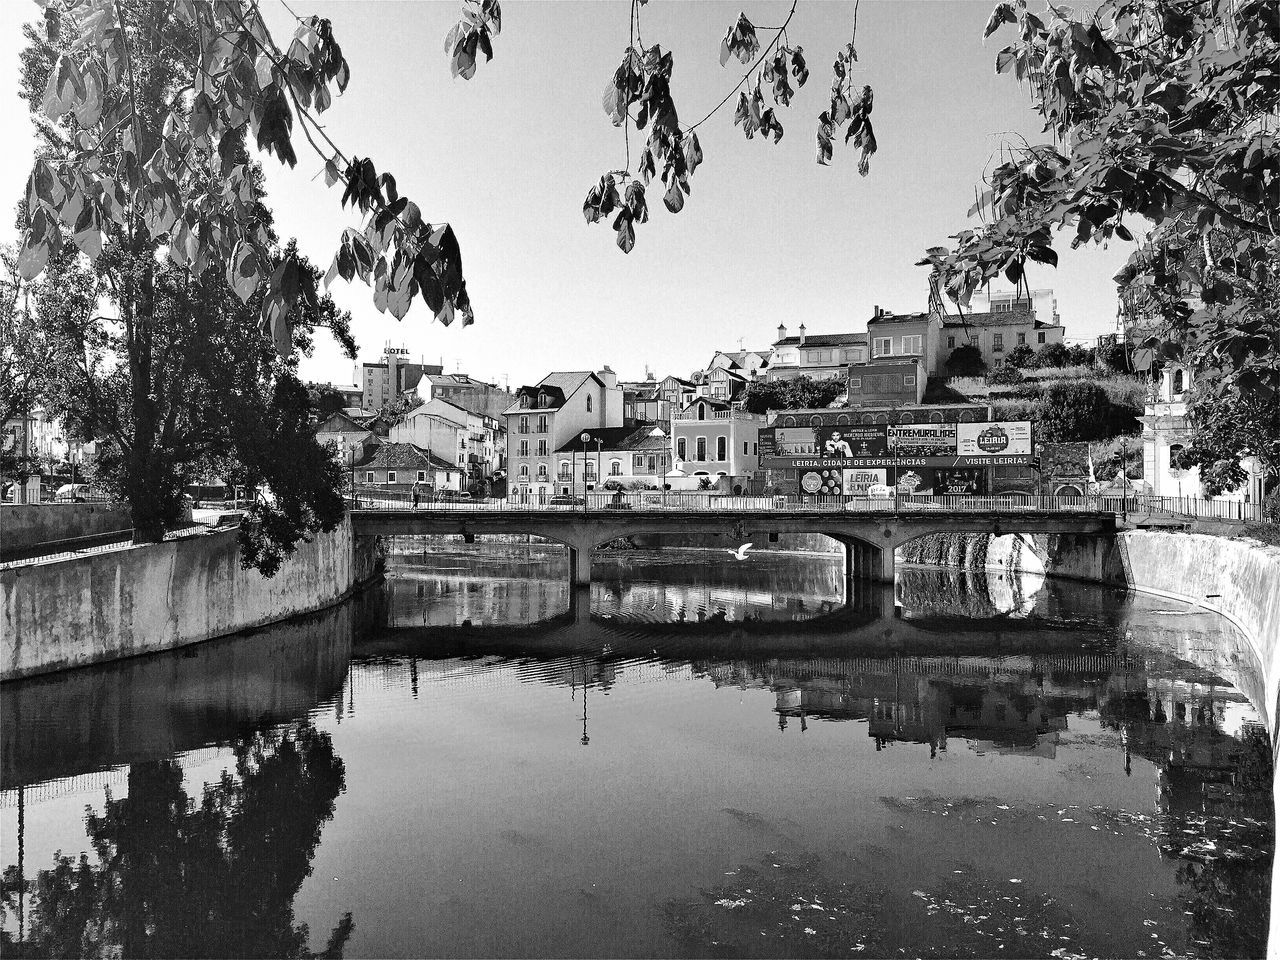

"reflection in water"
[1, 725, 350, 959]
[1, 546, 1272, 958]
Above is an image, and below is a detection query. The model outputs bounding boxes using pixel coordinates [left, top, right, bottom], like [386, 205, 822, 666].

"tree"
[1038, 381, 1116, 442]
[1176, 382, 1278, 495]
[984, 363, 1024, 386]
[944, 344, 986, 377]
[741, 375, 844, 414]
[1065, 343, 1095, 367]
[1098, 341, 1131, 373]
[1002, 343, 1035, 368]
[1035, 341, 1071, 368]
[917, 0, 1280, 440]
[309, 386, 348, 420]
[21, 16, 355, 560]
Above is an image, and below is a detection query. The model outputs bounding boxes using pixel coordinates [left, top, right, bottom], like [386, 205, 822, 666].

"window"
[697, 403, 706, 421]
[901, 335, 922, 354]
[1169, 443, 1184, 469]
[647, 455, 657, 471]
[716, 436, 727, 461]
[365, 471, 374, 483]
[1017, 332, 1026, 345]
[873, 337, 892, 357]
[518, 439, 529, 457]
[805, 349, 833, 363]
[849, 377, 862, 389]
[696, 437, 707, 461]
[537, 415, 548, 433]
[947, 336, 956, 348]
[417, 471, 426, 482]
[677, 437, 687, 460]
[743, 441, 749, 455]
[387, 471, 397, 483]
[585, 462, 596, 479]
[559, 460, 571, 478]
[1037, 331, 1046, 344]
[842, 347, 865, 363]
[518, 464, 529, 477]
[993, 333, 1004, 350]
[610, 459, 622, 476]
[586, 395, 593, 413]
[537, 439, 548, 456]
[1172, 368, 1185, 396]
[519, 416, 529, 434]
[634, 454, 645, 469]
[752, 442, 758, 455]
[904, 375, 917, 386]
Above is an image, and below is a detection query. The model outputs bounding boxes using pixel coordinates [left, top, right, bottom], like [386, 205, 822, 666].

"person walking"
[411, 479, 421, 510]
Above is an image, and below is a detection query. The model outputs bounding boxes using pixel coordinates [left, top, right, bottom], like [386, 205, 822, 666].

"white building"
[504, 368, 624, 498]
[1141, 363, 1265, 504]
[669, 397, 765, 491]
[315, 411, 380, 463]
[552, 425, 670, 495]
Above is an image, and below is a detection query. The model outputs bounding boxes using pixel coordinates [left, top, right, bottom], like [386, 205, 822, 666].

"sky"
[0, 0, 1133, 390]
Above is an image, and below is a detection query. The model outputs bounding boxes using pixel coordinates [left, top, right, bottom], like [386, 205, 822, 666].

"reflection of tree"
[1, 722, 351, 959]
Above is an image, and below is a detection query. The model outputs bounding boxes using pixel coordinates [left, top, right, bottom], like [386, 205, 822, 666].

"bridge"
[351, 493, 1118, 585]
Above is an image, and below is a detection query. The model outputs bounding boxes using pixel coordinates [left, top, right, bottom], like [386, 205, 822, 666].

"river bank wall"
[0, 518, 382, 681]
[0, 502, 133, 558]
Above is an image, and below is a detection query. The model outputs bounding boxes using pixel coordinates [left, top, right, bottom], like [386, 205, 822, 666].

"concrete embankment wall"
[0, 502, 132, 557]
[1, 518, 380, 681]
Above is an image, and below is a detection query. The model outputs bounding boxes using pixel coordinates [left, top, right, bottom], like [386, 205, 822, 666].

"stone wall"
[1, 518, 382, 681]
[0, 502, 132, 558]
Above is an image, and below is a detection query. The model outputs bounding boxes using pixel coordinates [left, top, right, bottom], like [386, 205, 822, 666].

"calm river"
[0, 544, 1273, 958]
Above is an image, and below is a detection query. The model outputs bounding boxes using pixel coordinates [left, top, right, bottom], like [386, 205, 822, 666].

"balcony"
[673, 409, 765, 422]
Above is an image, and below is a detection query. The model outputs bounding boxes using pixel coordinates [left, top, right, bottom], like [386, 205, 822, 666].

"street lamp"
[580, 431, 591, 510]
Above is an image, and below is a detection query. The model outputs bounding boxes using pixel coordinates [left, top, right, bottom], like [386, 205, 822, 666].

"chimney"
[597, 365, 617, 389]
[873, 305, 882, 319]
[799, 323, 807, 346]
[777, 323, 787, 342]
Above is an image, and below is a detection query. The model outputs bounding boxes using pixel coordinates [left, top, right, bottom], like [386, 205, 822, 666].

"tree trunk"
[128, 260, 168, 544]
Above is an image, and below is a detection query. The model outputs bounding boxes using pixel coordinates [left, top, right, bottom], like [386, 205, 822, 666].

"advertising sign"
[887, 423, 957, 457]
[843, 468, 888, 496]
[774, 427, 820, 457]
[816, 425, 887, 458]
[956, 421, 1032, 457]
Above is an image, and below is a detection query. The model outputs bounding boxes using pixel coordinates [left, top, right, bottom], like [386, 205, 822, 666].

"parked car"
[434, 490, 472, 502]
[53, 483, 94, 502]
[549, 495, 584, 506]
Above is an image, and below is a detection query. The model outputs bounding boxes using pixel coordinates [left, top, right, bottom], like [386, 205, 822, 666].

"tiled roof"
[317, 411, 372, 433]
[773, 332, 868, 347]
[867, 311, 930, 326]
[554, 426, 665, 454]
[940, 305, 1036, 328]
[359, 442, 458, 471]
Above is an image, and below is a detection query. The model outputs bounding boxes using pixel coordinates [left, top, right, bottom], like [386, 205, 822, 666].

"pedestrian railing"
[349, 490, 1274, 523]
[0, 521, 230, 569]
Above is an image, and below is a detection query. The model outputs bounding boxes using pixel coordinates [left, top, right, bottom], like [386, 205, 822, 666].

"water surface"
[1, 546, 1272, 958]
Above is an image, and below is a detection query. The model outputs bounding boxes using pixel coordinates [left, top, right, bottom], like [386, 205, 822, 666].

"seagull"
[728, 542, 754, 561]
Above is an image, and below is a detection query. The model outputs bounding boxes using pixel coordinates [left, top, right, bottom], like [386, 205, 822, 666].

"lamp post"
[580, 431, 591, 511]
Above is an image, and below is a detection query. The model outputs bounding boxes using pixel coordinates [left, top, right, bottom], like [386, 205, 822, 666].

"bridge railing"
[348, 489, 1274, 522]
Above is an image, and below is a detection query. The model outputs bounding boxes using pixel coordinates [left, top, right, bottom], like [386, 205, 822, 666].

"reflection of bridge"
[352, 502, 1116, 585]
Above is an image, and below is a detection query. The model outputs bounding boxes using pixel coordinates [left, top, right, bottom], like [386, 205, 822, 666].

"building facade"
[416, 373, 515, 420]
[315, 411, 381, 463]
[1141, 364, 1265, 504]
[669, 398, 765, 487]
[504, 369, 624, 497]
[356, 442, 463, 491]
[846, 358, 925, 406]
[552, 425, 670, 495]
[937, 292, 1065, 369]
[360, 345, 441, 411]
[768, 324, 868, 381]
[865, 307, 941, 376]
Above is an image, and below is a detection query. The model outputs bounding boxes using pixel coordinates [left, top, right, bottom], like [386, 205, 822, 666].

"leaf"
[663, 176, 685, 213]
[227, 241, 261, 303]
[683, 132, 703, 175]
[615, 216, 635, 253]
[1027, 243, 1058, 267]
[603, 72, 627, 126]
[324, 158, 342, 187]
[16, 240, 49, 280]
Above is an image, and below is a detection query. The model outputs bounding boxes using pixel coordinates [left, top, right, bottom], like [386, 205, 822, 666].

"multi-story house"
[552, 425, 670, 495]
[846, 358, 926, 406]
[670, 397, 766, 489]
[700, 365, 750, 403]
[866, 306, 942, 376]
[504, 368, 623, 498]
[416, 372, 515, 420]
[706, 347, 772, 380]
[390, 398, 503, 483]
[360, 345, 442, 411]
[768, 324, 868, 381]
[657, 375, 697, 410]
[937, 289, 1065, 369]
[619, 376, 673, 427]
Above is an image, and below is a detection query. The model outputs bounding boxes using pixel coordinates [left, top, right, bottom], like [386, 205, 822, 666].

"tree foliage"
[945, 344, 987, 376]
[1002, 342, 1036, 368]
[741, 375, 844, 414]
[918, 0, 1280, 426]
[1177, 380, 1278, 494]
[1035, 341, 1071, 368]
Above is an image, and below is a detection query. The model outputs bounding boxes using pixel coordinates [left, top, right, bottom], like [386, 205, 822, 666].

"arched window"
[1169, 443, 1185, 470]
[559, 460, 570, 478]
[697, 403, 706, 420]
[899, 411, 915, 424]
[676, 437, 687, 460]
[1171, 368, 1185, 396]
[610, 459, 622, 476]
[716, 436, 727, 461]
[929, 411, 944, 423]
[586, 395, 593, 413]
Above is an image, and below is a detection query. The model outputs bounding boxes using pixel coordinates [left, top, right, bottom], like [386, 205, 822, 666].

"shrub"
[1066, 343, 1096, 366]
[1098, 342, 1130, 373]
[945, 344, 987, 376]
[1003, 343, 1036, 368]
[985, 364, 1025, 386]
[1039, 381, 1115, 441]
[1036, 342, 1072, 367]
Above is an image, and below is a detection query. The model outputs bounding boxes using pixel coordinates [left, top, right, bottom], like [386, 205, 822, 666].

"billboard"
[887, 424, 957, 457]
[799, 467, 890, 496]
[956, 421, 1032, 457]
[816, 425, 887, 458]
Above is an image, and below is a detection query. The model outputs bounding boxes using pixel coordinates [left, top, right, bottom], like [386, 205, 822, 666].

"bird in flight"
[728, 542, 753, 561]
